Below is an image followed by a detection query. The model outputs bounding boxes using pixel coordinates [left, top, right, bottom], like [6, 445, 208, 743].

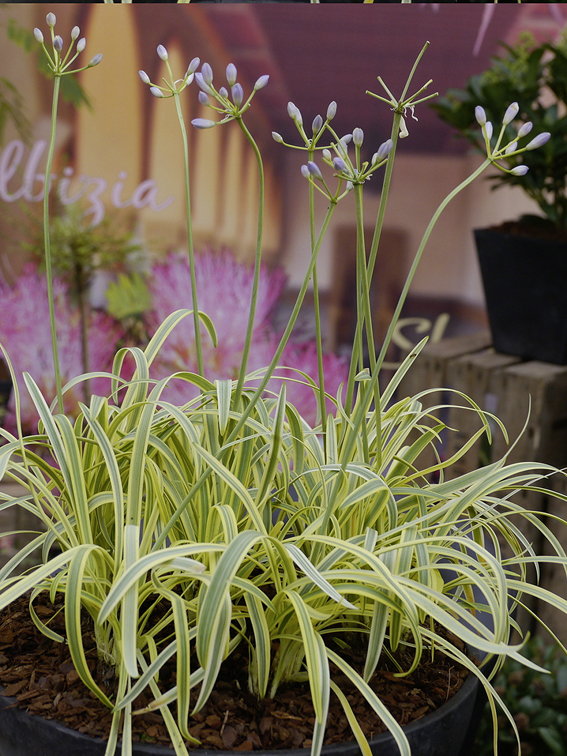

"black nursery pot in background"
[474, 227, 567, 365]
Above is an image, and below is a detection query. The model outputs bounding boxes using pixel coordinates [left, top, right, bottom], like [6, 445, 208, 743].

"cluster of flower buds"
[299, 126, 394, 197]
[33, 13, 102, 76]
[475, 102, 551, 176]
[190, 62, 269, 129]
[139, 46, 200, 99]
[272, 100, 338, 150]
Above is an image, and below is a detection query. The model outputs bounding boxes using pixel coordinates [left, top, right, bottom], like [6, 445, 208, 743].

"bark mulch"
[0, 591, 471, 750]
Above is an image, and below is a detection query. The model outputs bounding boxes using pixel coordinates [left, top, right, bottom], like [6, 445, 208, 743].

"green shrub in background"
[474, 637, 567, 756]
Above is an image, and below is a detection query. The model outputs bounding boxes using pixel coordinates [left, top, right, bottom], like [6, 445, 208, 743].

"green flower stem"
[376, 156, 492, 372]
[174, 90, 204, 378]
[44, 74, 64, 415]
[308, 146, 327, 433]
[233, 117, 265, 407]
[340, 156, 494, 476]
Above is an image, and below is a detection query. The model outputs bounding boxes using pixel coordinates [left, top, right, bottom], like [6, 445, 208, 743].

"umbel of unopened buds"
[475, 102, 551, 176]
[139, 45, 200, 98]
[33, 13, 102, 76]
[190, 62, 270, 129]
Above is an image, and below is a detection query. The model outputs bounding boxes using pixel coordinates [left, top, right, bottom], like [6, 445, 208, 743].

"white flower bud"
[195, 73, 214, 97]
[322, 149, 332, 161]
[525, 132, 551, 150]
[88, 54, 103, 68]
[484, 122, 493, 141]
[188, 58, 200, 76]
[307, 161, 323, 180]
[327, 101, 337, 121]
[300, 165, 310, 179]
[231, 84, 243, 108]
[475, 106, 487, 126]
[46, 13, 56, 28]
[201, 63, 214, 86]
[517, 122, 533, 139]
[254, 75, 269, 91]
[353, 128, 364, 147]
[287, 102, 302, 126]
[139, 70, 150, 85]
[226, 63, 237, 87]
[33, 28, 44, 44]
[157, 45, 168, 61]
[505, 141, 518, 155]
[71, 26, 80, 41]
[502, 102, 519, 126]
[272, 132, 283, 143]
[511, 165, 529, 176]
[150, 87, 164, 98]
[192, 118, 217, 129]
[346, 181, 354, 191]
[77, 38, 86, 53]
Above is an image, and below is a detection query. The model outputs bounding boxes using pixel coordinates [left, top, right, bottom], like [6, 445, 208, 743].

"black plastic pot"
[475, 226, 567, 365]
[0, 668, 483, 756]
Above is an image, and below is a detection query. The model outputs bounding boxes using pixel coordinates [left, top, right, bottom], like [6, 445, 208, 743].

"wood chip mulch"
[0, 592, 471, 750]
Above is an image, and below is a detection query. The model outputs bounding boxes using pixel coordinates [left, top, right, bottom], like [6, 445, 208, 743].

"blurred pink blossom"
[0, 265, 123, 434]
[145, 250, 348, 424]
[146, 250, 287, 404]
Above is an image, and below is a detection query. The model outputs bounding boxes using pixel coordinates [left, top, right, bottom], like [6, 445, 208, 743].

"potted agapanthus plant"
[433, 32, 567, 364]
[0, 13, 566, 756]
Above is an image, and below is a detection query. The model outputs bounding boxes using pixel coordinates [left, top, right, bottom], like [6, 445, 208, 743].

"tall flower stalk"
[33, 15, 102, 414]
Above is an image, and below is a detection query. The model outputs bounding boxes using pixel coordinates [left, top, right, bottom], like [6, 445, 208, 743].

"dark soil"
[493, 219, 567, 243]
[0, 592, 471, 750]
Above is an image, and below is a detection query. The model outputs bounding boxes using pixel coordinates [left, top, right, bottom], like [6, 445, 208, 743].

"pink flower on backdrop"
[0, 265, 123, 434]
[271, 341, 348, 427]
[146, 250, 287, 404]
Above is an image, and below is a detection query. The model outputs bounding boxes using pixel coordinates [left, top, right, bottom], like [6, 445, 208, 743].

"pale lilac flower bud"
[505, 141, 518, 155]
[475, 106, 487, 126]
[195, 73, 214, 96]
[484, 122, 493, 141]
[226, 63, 237, 87]
[322, 149, 332, 161]
[192, 118, 217, 129]
[201, 63, 214, 86]
[353, 128, 364, 147]
[287, 102, 302, 126]
[272, 132, 283, 143]
[376, 139, 393, 161]
[139, 70, 151, 85]
[307, 161, 323, 180]
[333, 157, 347, 172]
[46, 13, 56, 28]
[340, 134, 353, 145]
[53, 36, 63, 52]
[511, 165, 529, 176]
[219, 87, 228, 99]
[502, 102, 519, 126]
[327, 101, 337, 121]
[254, 75, 269, 91]
[150, 87, 164, 98]
[312, 115, 323, 135]
[33, 28, 44, 44]
[517, 122, 533, 139]
[301, 165, 310, 179]
[188, 58, 200, 76]
[232, 83, 244, 108]
[198, 91, 210, 106]
[71, 26, 80, 41]
[88, 54, 103, 68]
[526, 132, 551, 150]
[77, 38, 86, 53]
[156, 45, 168, 61]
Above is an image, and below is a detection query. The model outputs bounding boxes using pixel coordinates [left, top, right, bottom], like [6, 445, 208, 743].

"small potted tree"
[434, 32, 567, 365]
